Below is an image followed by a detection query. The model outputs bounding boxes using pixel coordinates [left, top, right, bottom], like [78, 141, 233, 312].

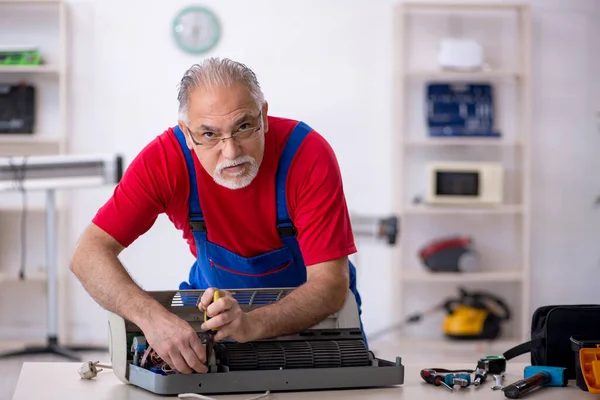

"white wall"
[0, 0, 599, 345]
[72, 0, 396, 344]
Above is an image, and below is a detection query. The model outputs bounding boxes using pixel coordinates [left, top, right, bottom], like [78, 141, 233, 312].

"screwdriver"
[420, 369, 453, 392]
[445, 372, 471, 389]
[201, 289, 221, 373]
[502, 371, 551, 399]
[203, 289, 222, 329]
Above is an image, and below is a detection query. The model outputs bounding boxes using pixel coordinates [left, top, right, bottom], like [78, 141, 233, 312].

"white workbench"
[11, 362, 592, 399]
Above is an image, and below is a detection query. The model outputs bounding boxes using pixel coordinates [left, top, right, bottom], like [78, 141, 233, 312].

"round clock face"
[172, 6, 221, 54]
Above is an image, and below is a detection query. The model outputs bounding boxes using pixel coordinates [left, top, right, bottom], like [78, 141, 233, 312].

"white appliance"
[425, 161, 503, 206]
[437, 38, 484, 70]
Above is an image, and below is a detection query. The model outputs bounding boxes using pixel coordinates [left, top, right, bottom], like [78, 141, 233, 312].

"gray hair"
[177, 57, 265, 123]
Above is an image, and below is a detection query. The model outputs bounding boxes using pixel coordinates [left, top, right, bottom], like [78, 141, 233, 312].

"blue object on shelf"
[426, 82, 501, 137]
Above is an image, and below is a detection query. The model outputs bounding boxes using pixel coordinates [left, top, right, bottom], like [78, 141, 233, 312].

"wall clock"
[172, 6, 221, 54]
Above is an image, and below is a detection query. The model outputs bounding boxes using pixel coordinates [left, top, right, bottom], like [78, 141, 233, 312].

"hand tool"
[421, 368, 474, 391]
[444, 372, 471, 389]
[502, 366, 567, 399]
[420, 368, 453, 392]
[472, 355, 506, 387]
[203, 289, 222, 327]
[202, 289, 221, 372]
[491, 373, 505, 390]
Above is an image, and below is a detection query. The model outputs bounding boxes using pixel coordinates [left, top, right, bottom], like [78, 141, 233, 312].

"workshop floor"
[0, 338, 528, 400]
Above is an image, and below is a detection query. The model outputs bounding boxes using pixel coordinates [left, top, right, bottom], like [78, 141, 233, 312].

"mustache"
[215, 156, 256, 174]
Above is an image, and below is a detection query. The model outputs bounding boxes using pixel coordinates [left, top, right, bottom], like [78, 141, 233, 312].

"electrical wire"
[178, 391, 270, 400]
[6, 156, 28, 280]
[366, 302, 445, 342]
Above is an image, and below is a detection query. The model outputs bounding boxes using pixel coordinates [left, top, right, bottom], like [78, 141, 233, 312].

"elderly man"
[70, 57, 364, 375]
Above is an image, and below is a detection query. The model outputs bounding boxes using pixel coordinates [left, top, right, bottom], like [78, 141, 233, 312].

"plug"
[78, 361, 112, 380]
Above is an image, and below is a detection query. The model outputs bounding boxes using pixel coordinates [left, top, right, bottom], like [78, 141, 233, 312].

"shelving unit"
[0, 0, 68, 280]
[392, 2, 531, 342]
[0, 0, 68, 157]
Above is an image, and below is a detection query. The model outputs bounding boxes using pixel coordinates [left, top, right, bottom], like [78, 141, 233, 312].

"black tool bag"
[502, 304, 600, 380]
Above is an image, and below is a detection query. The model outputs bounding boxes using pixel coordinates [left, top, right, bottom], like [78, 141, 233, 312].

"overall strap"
[274, 121, 313, 237]
[174, 125, 206, 232]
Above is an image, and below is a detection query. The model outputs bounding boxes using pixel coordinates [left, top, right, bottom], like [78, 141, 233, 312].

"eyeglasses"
[185, 111, 263, 149]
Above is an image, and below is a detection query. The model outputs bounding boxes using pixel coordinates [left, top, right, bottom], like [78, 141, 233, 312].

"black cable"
[7, 156, 27, 280]
[366, 302, 446, 342]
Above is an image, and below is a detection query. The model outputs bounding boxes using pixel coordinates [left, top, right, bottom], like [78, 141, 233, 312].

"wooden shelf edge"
[401, 2, 528, 11]
[0, 270, 47, 281]
[405, 70, 521, 79]
[0, 65, 61, 73]
[401, 270, 524, 282]
[402, 205, 524, 215]
[0, 135, 62, 144]
[0, 0, 62, 3]
[403, 138, 522, 147]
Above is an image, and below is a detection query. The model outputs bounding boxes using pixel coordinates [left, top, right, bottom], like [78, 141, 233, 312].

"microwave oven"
[425, 161, 504, 206]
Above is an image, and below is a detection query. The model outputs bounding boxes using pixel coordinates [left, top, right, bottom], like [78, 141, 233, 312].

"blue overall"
[173, 121, 366, 345]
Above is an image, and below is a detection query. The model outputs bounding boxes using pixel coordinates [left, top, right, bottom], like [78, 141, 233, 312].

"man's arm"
[249, 256, 350, 340]
[71, 223, 208, 374]
[69, 223, 168, 330]
[200, 256, 350, 342]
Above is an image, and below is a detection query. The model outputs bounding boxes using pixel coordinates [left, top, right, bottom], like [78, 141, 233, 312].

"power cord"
[6, 156, 28, 280]
[366, 302, 446, 342]
[78, 361, 112, 379]
[178, 391, 270, 400]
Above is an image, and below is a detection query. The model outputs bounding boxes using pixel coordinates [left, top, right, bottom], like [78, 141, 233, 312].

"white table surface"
[11, 361, 592, 400]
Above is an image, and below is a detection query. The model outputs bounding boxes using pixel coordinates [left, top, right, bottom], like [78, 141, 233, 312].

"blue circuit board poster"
[426, 83, 501, 137]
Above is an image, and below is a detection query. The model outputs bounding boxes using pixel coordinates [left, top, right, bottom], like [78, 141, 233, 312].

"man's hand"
[70, 224, 209, 373]
[196, 257, 350, 343]
[140, 311, 208, 374]
[198, 288, 254, 342]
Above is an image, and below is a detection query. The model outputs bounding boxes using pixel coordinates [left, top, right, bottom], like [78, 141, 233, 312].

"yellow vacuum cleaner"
[442, 288, 511, 340]
[367, 287, 511, 342]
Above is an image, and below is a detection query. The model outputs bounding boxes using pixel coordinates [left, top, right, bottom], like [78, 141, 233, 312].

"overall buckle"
[277, 221, 296, 237]
[190, 214, 207, 232]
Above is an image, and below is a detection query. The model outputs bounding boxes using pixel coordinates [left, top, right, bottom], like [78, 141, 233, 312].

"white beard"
[212, 155, 259, 190]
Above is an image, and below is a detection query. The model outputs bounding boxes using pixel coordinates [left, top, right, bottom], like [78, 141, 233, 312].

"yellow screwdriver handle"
[204, 289, 221, 329]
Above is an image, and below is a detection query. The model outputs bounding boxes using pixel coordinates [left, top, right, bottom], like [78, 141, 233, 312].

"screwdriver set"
[420, 356, 507, 392]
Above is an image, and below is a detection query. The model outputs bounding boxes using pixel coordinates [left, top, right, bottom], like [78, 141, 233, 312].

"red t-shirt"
[92, 116, 357, 267]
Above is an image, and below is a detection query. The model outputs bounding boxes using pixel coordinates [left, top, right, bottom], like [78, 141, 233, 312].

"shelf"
[0, 271, 47, 282]
[402, 2, 527, 11]
[0, 203, 47, 212]
[403, 204, 524, 215]
[403, 138, 522, 147]
[0, 0, 62, 5]
[0, 65, 61, 74]
[0, 135, 61, 144]
[402, 270, 523, 283]
[406, 69, 520, 79]
[0, 136, 62, 156]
